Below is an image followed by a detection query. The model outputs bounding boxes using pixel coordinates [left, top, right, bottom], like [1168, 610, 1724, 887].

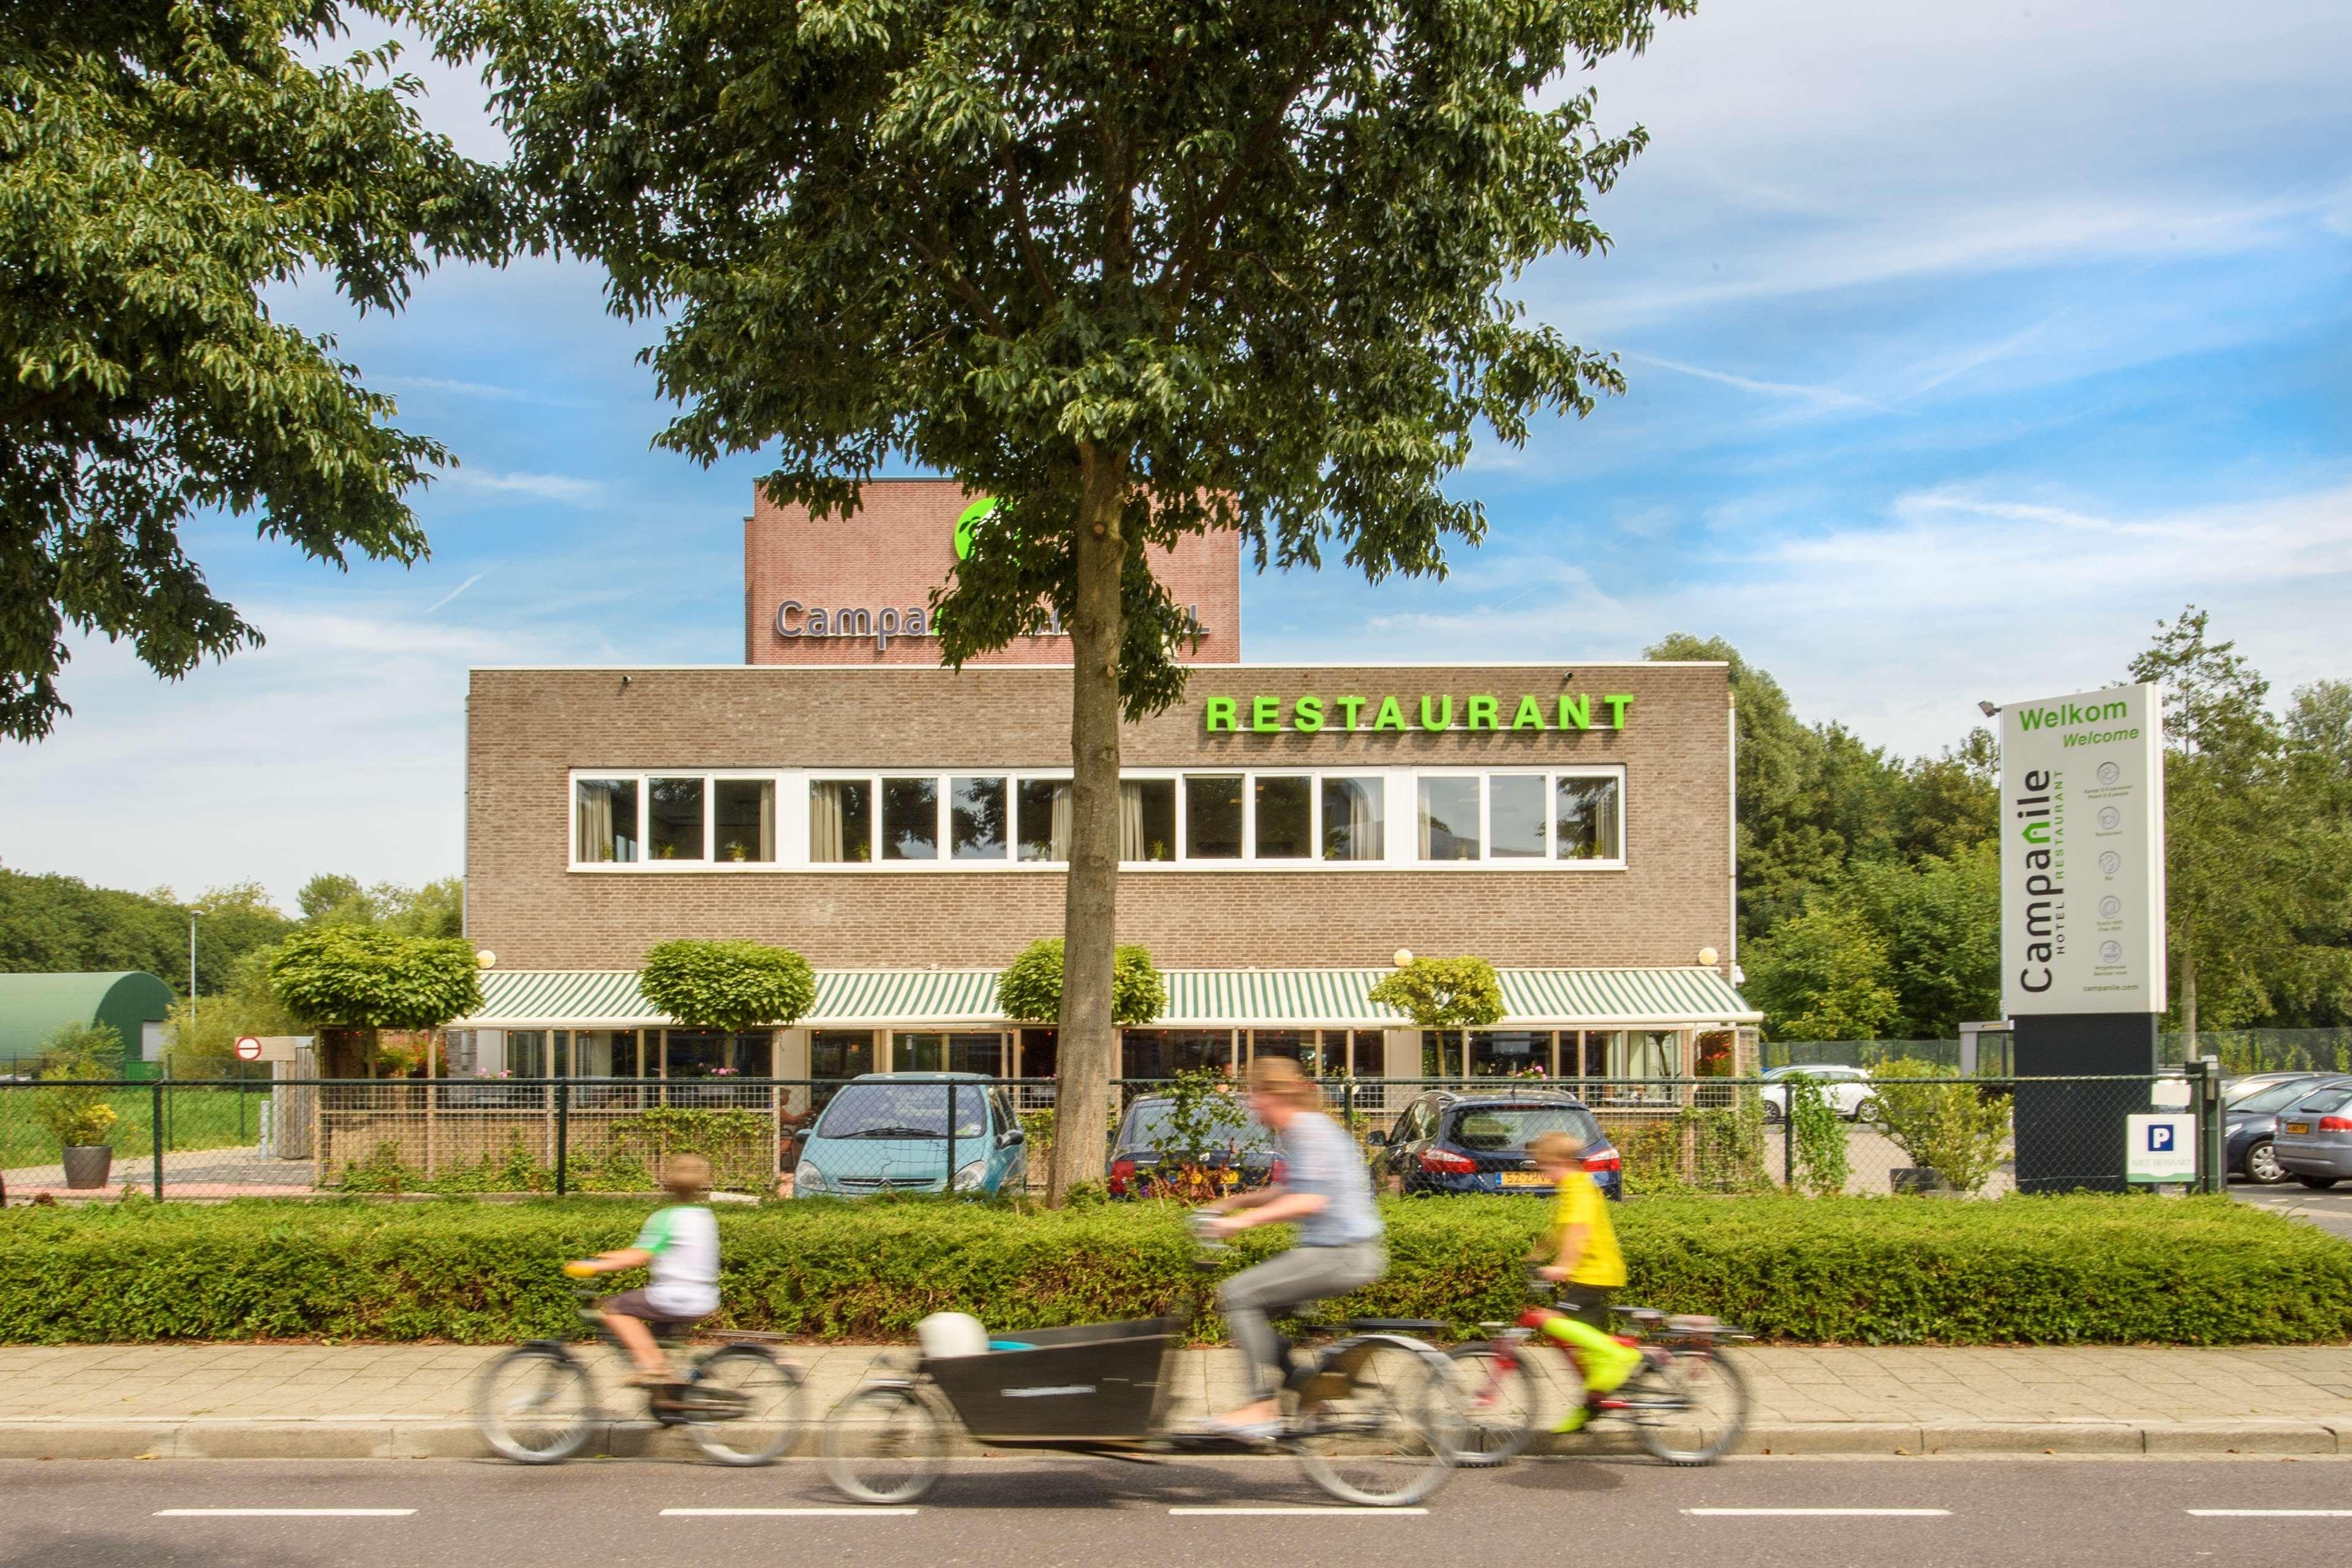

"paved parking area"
[2230, 1181, 2352, 1240]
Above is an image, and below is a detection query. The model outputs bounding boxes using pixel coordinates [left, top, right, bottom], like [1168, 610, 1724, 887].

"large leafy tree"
[437, 0, 1685, 1197]
[2127, 607, 2348, 1040]
[1, 1, 500, 738]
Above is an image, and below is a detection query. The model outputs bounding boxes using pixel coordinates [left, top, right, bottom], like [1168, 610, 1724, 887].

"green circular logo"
[954, 497, 998, 561]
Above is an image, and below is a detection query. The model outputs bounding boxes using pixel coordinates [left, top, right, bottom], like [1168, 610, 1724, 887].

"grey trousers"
[1216, 1241, 1388, 1399]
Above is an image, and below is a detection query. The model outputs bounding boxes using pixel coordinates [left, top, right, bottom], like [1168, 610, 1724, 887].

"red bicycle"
[1445, 1273, 1752, 1467]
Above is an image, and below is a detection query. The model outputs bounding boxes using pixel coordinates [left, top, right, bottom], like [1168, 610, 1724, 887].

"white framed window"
[572, 772, 777, 867]
[1410, 768, 1626, 866]
[570, 766, 1622, 870]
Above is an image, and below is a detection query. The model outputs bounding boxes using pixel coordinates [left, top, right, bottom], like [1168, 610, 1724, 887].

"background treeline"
[0, 869, 463, 1068]
[5, 609, 2345, 1047]
[1656, 609, 2352, 1041]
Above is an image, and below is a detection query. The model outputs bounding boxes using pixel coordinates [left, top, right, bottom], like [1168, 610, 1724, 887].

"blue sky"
[5, 0, 2348, 907]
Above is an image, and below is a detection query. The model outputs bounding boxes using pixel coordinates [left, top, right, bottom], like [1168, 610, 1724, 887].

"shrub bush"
[1, 1194, 2345, 1346]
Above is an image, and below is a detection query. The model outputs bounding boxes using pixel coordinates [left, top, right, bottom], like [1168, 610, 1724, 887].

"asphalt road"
[9, 1456, 2351, 1568]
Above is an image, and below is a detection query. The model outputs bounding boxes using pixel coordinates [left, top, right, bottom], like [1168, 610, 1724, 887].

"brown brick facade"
[464, 663, 1735, 974]
[744, 479, 1243, 666]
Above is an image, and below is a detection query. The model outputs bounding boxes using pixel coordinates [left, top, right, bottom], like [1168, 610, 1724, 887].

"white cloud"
[445, 468, 606, 503]
[1624, 353, 1885, 415]
[1254, 478, 2352, 755]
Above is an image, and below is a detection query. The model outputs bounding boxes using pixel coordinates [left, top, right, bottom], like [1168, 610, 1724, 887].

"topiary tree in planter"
[637, 938, 818, 1039]
[995, 939, 1164, 1205]
[268, 927, 484, 1078]
[1369, 956, 1504, 1081]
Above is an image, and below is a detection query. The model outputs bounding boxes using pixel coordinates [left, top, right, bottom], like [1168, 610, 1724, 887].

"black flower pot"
[61, 1145, 113, 1190]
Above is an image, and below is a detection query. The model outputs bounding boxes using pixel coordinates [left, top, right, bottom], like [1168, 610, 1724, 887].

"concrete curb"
[2, 1418, 2343, 1462]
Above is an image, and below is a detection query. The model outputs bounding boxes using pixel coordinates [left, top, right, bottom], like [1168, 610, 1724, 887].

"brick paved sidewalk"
[4, 1341, 2351, 1459]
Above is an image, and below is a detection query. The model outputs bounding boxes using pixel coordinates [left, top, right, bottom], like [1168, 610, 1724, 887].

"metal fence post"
[2198, 1054, 2225, 1195]
[1782, 1087, 1796, 1191]
[554, 1077, 570, 1197]
[946, 1082, 959, 1198]
[151, 1078, 165, 1201]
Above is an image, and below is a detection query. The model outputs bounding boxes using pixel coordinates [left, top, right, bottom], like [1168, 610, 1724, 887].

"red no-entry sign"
[235, 1036, 263, 1061]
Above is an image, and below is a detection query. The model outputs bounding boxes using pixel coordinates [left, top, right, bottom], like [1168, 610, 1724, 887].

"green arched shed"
[0, 972, 177, 1078]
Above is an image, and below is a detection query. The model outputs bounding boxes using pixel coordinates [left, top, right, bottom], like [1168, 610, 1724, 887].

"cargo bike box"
[924, 1317, 1180, 1444]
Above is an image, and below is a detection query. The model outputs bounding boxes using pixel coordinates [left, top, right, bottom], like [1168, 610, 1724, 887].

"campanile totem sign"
[1999, 682, 2168, 1191]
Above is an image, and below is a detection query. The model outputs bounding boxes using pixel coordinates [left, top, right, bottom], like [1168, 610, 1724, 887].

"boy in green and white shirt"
[567, 1153, 720, 1383]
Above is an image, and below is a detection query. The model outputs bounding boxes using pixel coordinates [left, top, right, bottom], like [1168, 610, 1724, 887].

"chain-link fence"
[1766, 1028, 2352, 1077]
[1, 1067, 2226, 1204]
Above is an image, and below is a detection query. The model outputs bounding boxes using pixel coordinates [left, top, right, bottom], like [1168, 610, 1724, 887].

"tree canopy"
[266, 925, 481, 1030]
[0, 0, 501, 737]
[636, 939, 817, 1034]
[994, 939, 1166, 1028]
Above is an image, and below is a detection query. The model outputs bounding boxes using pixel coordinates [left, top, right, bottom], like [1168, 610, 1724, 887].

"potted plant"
[37, 1070, 121, 1190]
[1869, 1058, 2011, 1196]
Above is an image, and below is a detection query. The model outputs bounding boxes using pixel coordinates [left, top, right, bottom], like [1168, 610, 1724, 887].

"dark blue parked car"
[1368, 1088, 1622, 1200]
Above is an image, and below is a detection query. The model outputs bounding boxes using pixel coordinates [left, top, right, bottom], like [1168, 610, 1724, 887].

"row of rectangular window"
[573, 770, 1623, 867]
[459, 1026, 1684, 1083]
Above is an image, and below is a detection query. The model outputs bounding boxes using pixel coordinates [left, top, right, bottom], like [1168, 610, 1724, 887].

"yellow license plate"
[2286, 1122, 2310, 1135]
[1499, 1172, 1545, 1188]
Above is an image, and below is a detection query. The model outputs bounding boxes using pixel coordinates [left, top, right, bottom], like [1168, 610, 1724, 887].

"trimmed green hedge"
[4, 1194, 2348, 1346]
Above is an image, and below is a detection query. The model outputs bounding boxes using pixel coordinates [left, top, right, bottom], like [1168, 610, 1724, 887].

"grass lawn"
[1, 1083, 273, 1168]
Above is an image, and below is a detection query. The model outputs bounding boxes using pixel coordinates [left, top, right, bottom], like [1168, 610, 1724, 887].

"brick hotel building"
[451, 481, 1757, 1095]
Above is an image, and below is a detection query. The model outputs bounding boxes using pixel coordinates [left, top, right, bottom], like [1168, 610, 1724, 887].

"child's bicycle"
[475, 1281, 807, 1466]
[1444, 1272, 1752, 1467]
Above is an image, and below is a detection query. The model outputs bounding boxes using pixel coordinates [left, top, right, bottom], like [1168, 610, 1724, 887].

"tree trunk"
[1047, 446, 1128, 1204]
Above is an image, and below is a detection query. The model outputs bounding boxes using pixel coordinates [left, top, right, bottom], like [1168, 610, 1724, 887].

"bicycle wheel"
[474, 1345, 597, 1464]
[1627, 1346, 1751, 1466]
[1442, 1343, 1539, 1466]
[684, 1346, 807, 1466]
[1291, 1340, 1455, 1507]
[821, 1384, 949, 1504]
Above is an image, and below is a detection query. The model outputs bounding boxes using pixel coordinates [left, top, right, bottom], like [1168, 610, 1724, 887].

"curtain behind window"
[810, 781, 844, 861]
[1119, 782, 1146, 861]
[577, 783, 613, 861]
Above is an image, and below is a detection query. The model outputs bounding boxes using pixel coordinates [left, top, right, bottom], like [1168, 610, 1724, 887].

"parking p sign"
[2127, 1114, 2197, 1185]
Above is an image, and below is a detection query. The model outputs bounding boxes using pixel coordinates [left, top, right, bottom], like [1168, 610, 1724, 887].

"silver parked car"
[1759, 1065, 1878, 1123]
[2269, 1081, 2352, 1189]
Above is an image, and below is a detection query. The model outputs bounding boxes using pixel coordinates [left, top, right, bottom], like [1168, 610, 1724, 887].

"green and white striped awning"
[456, 965, 1755, 1030]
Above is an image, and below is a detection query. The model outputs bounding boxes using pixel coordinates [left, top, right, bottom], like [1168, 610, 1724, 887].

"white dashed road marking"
[1684, 1508, 1951, 1518]
[154, 1509, 417, 1518]
[1168, 1506, 1429, 1516]
[659, 1507, 920, 1517]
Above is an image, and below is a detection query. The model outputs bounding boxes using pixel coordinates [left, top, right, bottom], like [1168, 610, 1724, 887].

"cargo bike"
[819, 1221, 1458, 1507]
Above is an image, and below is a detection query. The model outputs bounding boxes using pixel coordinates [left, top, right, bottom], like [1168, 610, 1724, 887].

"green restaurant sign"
[1203, 692, 1634, 734]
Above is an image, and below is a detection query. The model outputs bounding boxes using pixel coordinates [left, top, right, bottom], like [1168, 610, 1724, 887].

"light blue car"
[792, 1073, 1028, 1197]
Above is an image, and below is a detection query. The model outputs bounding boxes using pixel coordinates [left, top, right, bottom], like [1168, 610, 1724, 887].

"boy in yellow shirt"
[1526, 1129, 1645, 1432]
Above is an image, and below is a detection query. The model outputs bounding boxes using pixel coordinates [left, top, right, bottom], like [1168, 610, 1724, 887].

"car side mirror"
[998, 1128, 1024, 1148]
[1365, 1129, 1387, 1146]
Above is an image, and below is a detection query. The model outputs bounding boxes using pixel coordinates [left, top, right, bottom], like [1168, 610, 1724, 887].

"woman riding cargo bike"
[820, 1059, 1457, 1507]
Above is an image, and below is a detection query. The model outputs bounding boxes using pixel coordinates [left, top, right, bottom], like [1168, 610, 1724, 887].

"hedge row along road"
[4, 1196, 2348, 1346]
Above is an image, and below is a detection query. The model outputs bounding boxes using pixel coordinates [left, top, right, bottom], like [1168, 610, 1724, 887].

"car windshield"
[1446, 1104, 1603, 1153]
[815, 1082, 989, 1139]
[1121, 1100, 1274, 1154]
[2286, 1086, 2352, 1117]
[2230, 1079, 2326, 1114]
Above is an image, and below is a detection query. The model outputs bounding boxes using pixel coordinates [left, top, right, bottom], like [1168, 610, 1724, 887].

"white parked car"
[1760, 1065, 1878, 1122]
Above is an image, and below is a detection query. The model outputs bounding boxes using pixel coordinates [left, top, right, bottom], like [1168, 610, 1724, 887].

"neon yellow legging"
[1540, 1312, 1636, 1390]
